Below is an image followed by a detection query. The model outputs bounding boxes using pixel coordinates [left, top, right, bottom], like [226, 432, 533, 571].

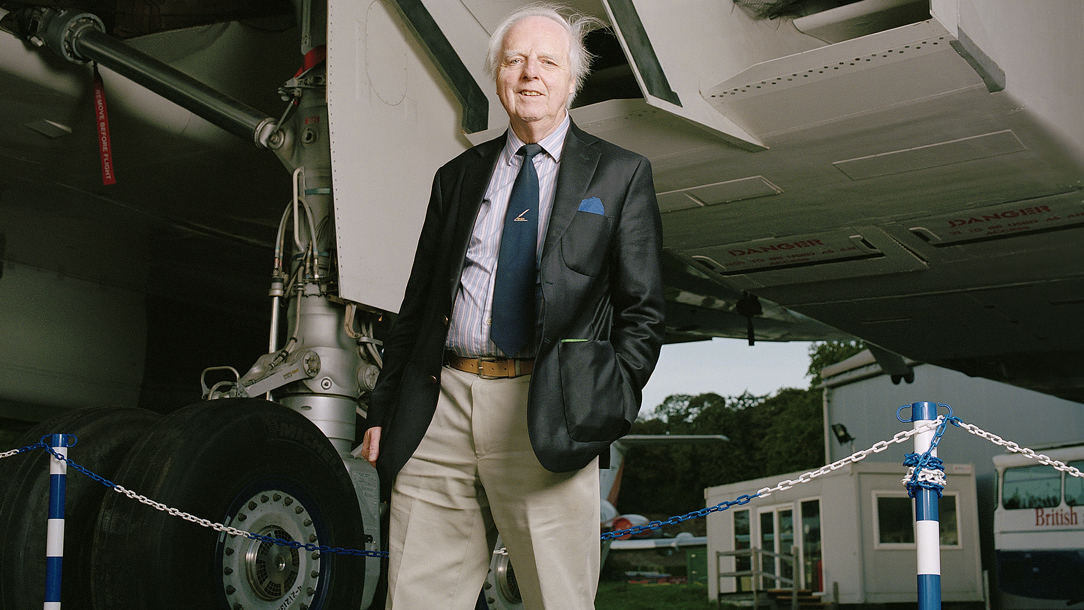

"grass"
[595, 582, 732, 610]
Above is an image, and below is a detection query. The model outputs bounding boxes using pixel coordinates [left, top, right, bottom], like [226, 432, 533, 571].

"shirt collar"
[503, 114, 570, 165]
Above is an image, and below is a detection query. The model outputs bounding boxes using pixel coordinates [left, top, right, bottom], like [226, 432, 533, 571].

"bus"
[993, 444, 1084, 606]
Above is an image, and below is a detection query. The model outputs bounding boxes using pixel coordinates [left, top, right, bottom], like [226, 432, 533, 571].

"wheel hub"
[220, 490, 321, 609]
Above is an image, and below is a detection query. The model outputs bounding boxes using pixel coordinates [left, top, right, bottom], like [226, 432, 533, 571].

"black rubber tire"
[90, 399, 366, 610]
[0, 406, 162, 610]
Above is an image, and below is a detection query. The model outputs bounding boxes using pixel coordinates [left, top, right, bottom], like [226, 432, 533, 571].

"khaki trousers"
[385, 365, 600, 610]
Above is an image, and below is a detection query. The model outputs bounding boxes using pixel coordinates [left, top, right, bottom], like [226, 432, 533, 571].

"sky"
[638, 338, 814, 418]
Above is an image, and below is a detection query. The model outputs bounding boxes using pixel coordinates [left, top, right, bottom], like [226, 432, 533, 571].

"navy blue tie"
[491, 144, 543, 358]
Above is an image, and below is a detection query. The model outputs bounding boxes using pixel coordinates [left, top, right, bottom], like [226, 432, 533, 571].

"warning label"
[692, 230, 881, 274]
[909, 199, 1084, 245]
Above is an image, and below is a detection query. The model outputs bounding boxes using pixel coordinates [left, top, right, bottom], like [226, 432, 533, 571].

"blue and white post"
[44, 433, 71, 610]
[909, 402, 941, 610]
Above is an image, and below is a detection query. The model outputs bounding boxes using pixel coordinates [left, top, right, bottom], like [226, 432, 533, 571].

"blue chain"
[14, 417, 967, 554]
[31, 440, 387, 558]
[901, 414, 961, 498]
[601, 493, 760, 541]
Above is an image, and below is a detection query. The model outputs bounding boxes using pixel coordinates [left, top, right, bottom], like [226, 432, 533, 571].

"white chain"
[755, 419, 942, 498]
[12, 413, 1081, 551]
[902, 467, 947, 489]
[952, 420, 1084, 479]
[112, 484, 251, 538]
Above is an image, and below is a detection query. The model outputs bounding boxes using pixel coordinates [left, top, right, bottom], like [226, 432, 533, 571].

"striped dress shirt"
[445, 116, 570, 358]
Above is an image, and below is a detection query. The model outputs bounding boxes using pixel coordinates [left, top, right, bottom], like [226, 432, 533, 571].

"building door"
[758, 505, 795, 589]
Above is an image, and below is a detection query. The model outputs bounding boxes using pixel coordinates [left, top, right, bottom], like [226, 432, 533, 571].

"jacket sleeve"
[364, 169, 447, 430]
[609, 156, 666, 420]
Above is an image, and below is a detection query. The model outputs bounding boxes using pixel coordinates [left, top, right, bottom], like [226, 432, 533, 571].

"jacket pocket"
[558, 339, 629, 442]
[560, 211, 612, 277]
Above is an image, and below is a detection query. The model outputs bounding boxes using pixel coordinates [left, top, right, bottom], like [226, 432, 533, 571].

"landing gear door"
[326, 0, 494, 313]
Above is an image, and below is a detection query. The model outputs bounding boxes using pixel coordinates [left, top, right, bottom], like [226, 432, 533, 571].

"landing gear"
[90, 399, 367, 610]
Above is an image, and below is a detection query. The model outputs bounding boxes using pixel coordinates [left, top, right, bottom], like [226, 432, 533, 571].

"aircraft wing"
[327, 0, 1084, 402]
[1, 0, 1082, 416]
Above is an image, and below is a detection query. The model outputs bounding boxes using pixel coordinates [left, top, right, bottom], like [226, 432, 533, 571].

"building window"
[876, 495, 914, 544]
[939, 495, 959, 546]
[1002, 464, 1061, 509]
[875, 492, 961, 547]
[800, 499, 823, 592]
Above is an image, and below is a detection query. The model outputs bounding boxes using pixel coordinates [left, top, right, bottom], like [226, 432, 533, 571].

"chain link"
[950, 417, 1084, 479]
[903, 467, 947, 489]
[0, 441, 45, 460]
[35, 442, 386, 558]
[754, 419, 940, 498]
[604, 420, 942, 540]
[10, 413, 1080, 554]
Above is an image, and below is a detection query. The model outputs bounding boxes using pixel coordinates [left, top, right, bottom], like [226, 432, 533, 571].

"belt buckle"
[476, 356, 503, 380]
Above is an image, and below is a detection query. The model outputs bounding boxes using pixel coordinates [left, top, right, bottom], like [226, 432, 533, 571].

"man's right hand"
[360, 427, 381, 466]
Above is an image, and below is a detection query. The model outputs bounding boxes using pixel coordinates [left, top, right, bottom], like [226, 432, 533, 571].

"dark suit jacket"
[365, 120, 665, 490]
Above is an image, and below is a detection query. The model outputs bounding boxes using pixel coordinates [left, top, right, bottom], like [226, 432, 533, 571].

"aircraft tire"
[0, 406, 162, 610]
[89, 399, 366, 610]
[482, 535, 523, 610]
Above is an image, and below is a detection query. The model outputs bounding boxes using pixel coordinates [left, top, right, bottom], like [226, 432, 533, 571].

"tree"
[617, 388, 821, 518]
[806, 340, 867, 386]
[614, 340, 868, 522]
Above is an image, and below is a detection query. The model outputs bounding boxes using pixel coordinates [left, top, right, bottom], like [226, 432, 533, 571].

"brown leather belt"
[446, 354, 534, 378]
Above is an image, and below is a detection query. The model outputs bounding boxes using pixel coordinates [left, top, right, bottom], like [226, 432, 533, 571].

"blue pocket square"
[577, 197, 604, 215]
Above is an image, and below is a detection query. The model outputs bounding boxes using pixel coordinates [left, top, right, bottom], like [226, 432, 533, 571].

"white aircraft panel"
[327, 0, 483, 312]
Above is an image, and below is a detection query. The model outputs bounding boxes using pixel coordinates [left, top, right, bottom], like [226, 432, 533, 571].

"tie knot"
[517, 143, 543, 160]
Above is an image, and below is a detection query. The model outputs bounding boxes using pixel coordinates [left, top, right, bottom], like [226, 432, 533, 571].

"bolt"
[261, 495, 269, 503]
[310, 571, 319, 578]
[224, 567, 233, 575]
[309, 534, 317, 543]
[248, 501, 257, 510]
[295, 506, 304, 514]
[226, 585, 236, 595]
[273, 493, 282, 502]
[225, 547, 235, 556]
[303, 519, 312, 526]
[283, 497, 293, 506]
[238, 513, 247, 522]
[320, 377, 333, 390]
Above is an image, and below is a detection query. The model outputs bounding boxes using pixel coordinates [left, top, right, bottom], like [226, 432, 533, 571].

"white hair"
[483, 3, 604, 105]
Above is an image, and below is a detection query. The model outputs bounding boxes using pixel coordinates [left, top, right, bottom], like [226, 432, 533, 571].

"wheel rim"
[494, 553, 521, 604]
[220, 489, 323, 610]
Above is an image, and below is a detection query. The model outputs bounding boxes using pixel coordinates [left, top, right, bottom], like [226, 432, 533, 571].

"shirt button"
[486, 318, 492, 325]
[442, 315, 450, 325]
[428, 375, 438, 384]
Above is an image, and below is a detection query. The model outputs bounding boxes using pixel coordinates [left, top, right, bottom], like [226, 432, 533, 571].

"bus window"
[1002, 464, 1061, 509]
[1066, 460, 1084, 507]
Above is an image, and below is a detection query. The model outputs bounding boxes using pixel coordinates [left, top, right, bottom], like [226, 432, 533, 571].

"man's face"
[496, 15, 575, 142]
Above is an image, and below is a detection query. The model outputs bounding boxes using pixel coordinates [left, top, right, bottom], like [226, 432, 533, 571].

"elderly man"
[361, 5, 664, 608]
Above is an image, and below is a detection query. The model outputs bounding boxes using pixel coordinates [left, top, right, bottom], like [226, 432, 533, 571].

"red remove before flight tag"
[93, 65, 116, 185]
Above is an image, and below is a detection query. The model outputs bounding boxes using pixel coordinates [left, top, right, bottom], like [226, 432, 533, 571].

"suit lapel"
[542, 122, 600, 262]
[447, 136, 503, 302]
